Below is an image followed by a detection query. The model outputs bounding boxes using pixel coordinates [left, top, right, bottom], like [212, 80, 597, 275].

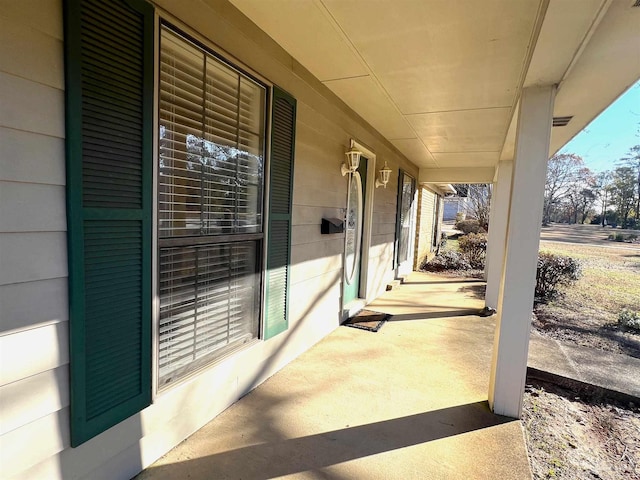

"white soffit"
[549, 0, 640, 155]
[524, 0, 610, 87]
[322, 0, 540, 114]
[419, 167, 496, 184]
[229, 0, 638, 172]
[323, 75, 415, 140]
[433, 152, 499, 168]
[391, 139, 437, 167]
[407, 108, 511, 153]
[229, 0, 367, 81]
[502, 0, 639, 160]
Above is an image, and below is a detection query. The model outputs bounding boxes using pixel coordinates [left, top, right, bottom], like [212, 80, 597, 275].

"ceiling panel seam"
[404, 106, 513, 117]
[315, 0, 438, 167]
[322, 74, 371, 83]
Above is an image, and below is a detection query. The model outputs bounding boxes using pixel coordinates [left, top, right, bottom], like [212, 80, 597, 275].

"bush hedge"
[455, 219, 486, 235]
[420, 250, 470, 272]
[618, 309, 640, 331]
[535, 252, 581, 303]
[458, 233, 487, 269]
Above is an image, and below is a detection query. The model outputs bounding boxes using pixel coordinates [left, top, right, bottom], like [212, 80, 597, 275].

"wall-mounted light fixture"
[375, 161, 392, 188]
[341, 147, 362, 176]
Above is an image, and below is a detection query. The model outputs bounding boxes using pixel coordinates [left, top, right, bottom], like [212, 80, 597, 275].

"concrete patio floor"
[136, 272, 532, 479]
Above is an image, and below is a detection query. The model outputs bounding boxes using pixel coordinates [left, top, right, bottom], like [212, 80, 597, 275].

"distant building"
[444, 196, 468, 221]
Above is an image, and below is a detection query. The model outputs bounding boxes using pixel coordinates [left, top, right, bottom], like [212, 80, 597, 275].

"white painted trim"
[350, 139, 376, 302]
[151, 11, 160, 401]
[259, 85, 274, 341]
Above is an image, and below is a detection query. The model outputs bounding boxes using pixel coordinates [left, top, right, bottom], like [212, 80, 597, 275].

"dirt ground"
[436, 223, 640, 479]
[526, 224, 640, 479]
[523, 380, 640, 480]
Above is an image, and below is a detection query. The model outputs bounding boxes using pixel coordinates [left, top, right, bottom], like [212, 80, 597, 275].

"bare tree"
[611, 166, 637, 228]
[619, 145, 640, 223]
[595, 171, 613, 226]
[543, 153, 584, 225]
[564, 167, 597, 223]
[465, 184, 492, 229]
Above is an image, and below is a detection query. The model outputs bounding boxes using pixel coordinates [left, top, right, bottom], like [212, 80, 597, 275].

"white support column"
[488, 86, 555, 418]
[484, 161, 513, 308]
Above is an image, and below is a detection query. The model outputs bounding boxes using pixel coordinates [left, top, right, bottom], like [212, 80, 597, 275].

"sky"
[558, 80, 640, 173]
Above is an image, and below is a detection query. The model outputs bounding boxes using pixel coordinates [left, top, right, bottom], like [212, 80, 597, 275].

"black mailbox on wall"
[321, 218, 344, 234]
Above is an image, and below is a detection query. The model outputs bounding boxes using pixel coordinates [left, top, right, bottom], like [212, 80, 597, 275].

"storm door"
[343, 159, 367, 305]
[395, 170, 417, 275]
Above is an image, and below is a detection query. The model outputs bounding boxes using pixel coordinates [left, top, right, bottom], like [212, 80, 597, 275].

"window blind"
[158, 26, 265, 386]
[158, 242, 259, 386]
[159, 27, 265, 238]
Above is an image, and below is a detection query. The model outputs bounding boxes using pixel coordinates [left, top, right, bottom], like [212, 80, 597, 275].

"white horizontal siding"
[0, 278, 68, 334]
[0, 0, 64, 40]
[0, 366, 69, 436]
[0, 322, 69, 387]
[292, 205, 343, 226]
[0, 127, 65, 185]
[0, 1, 69, 478]
[0, 182, 66, 233]
[0, 72, 65, 138]
[0, 15, 64, 89]
[0, 232, 68, 285]
[290, 253, 343, 286]
[0, 407, 69, 478]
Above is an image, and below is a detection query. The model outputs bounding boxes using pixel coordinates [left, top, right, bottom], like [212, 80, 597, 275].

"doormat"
[343, 309, 389, 332]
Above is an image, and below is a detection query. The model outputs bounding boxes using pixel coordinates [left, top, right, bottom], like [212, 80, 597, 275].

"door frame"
[395, 169, 417, 278]
[342, 139, 376, 318]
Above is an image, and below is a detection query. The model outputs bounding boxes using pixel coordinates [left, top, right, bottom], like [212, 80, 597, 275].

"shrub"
[455, 219, 486, 235]
[421, 251, 470, 272]
[455, 212, 465, 223]
[608, 233, 639, 243]
[458, 232, 487, 269]
[618, 309, 640, 331]
[535, 252, 581, 303]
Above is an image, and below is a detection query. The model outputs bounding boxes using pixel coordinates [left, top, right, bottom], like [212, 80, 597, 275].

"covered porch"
[137, 273, 531, 479]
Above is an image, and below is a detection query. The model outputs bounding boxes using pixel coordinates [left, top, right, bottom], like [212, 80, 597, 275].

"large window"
[158, 26, 266, 387]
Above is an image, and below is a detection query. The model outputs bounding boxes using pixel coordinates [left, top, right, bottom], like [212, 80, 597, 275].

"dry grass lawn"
[534, 239, 640, 358]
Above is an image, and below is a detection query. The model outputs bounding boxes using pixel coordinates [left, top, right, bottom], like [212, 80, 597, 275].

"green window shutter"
[264, 87, 296, 339]
[64, 0, 154, 446]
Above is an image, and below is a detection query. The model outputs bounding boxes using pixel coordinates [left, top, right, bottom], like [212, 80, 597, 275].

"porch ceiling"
[229, 0, 640, 174]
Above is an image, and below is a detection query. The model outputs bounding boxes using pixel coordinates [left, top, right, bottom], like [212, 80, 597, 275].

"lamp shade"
[345, 147, 362, 171]
[376, 161, 392, 188]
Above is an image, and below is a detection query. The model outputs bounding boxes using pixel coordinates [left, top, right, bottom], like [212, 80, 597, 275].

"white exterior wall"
[0, 1, 70, 478]
[0, 1, 417, 478]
